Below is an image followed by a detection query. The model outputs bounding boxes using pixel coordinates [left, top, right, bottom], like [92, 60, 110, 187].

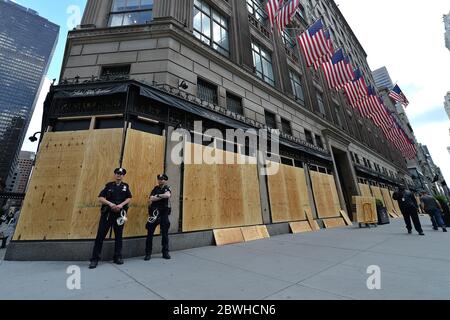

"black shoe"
[89, 260, 98, 269]
[144, 255, 151, 261]
[419, 232, 425, 236]
[433, 227, 439, 231]
[162, 253, 171, 260]
[443, 228, 447, 233]
[408, 230, 412, 234]
[113, 258, 124, 265]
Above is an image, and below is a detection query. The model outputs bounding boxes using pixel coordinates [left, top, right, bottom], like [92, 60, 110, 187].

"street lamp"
[28, 132, 41, 143]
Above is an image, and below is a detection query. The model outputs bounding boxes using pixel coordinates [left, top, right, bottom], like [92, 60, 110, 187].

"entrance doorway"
[332, 148, 358, 220]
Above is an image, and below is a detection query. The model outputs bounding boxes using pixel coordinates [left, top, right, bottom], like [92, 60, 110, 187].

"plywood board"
[13, 131, 90, 241]
[390, 190, 402, 216]
[370, 186, 385, 206]
[183, 143, 262, 232]
[121, 129, 166, 237]
[323, 218, 346, 229]
[352, 196, 378, 224]
[69, 129, 123, 239]
[290, 221, 313, 233]
[310, 171, 341, 218]
[241, 226, 263, 242]
[358, 183, 372, 197]
[213, 228, 245, 246]
[305, 208, 320, 231]
[267, 163, 312, 223]
[256, 225, 270, 238]
[340, 210, 353, 226]
[380, 188, 397, 217]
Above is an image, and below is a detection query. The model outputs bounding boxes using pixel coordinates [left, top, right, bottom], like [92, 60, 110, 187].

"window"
[193, 0, 230, 57]
[265, 111, 276, 129]
[289, 71, 305, 103]
[226, 93, 243, 115]
[355, 154, 360, 164]
[252, 42, 275, 86]
[197, 79, 218, 104]
[316, 92, 326, 115]
[305, 129, 314, 145]
[333, 103, 343, 128]
[108, 0, 153, 27]
[100, 65, 130, 80]
[281, 118, 292, 135]
[246, 0, 266, 22]
[282, 29, 295, 48]
[315, 135, 324, 149]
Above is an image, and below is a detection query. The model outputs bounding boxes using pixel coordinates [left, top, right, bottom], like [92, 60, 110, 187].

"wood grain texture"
[310, 172, 341, 218]
[358, 183, 372, 197]
[370, 186, 385, 206]
[182, 143, 262, 232]
[352, 196, 378, 224]
[122, 129, 166, 237]
[267, 163, 312, 223]
[290, 221, 313, 233]
[14, 129, 123, 241]
[213, 228, 245, 246]
[323, 218, 346, 229]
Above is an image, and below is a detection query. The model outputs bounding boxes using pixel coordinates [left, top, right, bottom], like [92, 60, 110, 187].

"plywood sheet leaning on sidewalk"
[241, 226, 266, 242]
[305, 208, 320, 231]
[213, 227, 245, 246]
[267, 163, 311, 223]
[340, 210, 353, 226]
[68, 129, 123, 239]
[14, 131, 90, 240]
[256, 225, 270, 238]
[323, 218, 347, 229]
[289, 221, 313, 233]
[359, 183, 372, 197]
[310, 172, 342, 218]
[390, 191, 402, 217]
[122, 129, 165, 237]
[380, 188, 398, 218]
[183, 143, 262, 232]
[352, 196, 378, 224]
[370, 186, 385, 207]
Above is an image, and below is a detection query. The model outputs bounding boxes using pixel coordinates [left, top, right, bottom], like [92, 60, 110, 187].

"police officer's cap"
[114, 168, 127, 175]
[157, 173, 169, 181]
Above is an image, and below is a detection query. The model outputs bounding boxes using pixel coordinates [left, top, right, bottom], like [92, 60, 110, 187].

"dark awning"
[53, 83, 129, 98]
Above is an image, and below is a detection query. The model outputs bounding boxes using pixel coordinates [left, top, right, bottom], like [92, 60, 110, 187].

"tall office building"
[372, 67, 394, 90]
[5, 151, 35, 194]
[444, 12, 450, 51]
[0, 0, 59, 187]
[444, 92, 450, 120]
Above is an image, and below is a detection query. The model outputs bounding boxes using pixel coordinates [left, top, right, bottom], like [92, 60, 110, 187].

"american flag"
[388, 84, 409, 107]
[276, 0, 302, 33]
[343, 68, 368, 106]
[312, 29, 334, 70]
[266, 0, 283, 29]
[297, 19, 330, 67]
[322, 49, 355, 89]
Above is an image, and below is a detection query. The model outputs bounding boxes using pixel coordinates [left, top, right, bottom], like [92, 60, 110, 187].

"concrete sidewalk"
[1, 217, 449, 300]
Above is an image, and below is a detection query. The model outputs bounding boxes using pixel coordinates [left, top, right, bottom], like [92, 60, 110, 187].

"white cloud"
[337, 0, 450, 120]
[336, 0, 450, 184]
[413, 120, 450, 183]
[21, 77, 52, 153]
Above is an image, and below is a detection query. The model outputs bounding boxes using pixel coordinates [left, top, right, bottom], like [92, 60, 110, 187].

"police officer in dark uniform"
[145, 174, 172, 261]
[89, 168, 132, 269]
[393, 186, 424, 236]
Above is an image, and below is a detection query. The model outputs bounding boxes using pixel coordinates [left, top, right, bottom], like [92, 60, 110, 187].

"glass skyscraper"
[0, 0, 59, 187]
[372, 67, 394, 90]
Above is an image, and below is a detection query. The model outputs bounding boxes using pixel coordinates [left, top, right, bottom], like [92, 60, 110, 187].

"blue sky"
[15, 0, 87, 80]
